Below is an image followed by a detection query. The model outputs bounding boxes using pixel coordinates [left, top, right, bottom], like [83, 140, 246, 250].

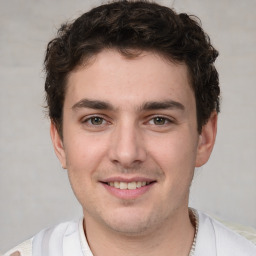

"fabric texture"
[217, 219, 256, 245]
[194, 211, 256, 255]
[3, 210, 256, 256]
[3, 239, 32, 256]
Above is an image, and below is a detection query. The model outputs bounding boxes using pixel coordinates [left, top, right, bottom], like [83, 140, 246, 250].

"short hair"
[44, 0, 220, 137]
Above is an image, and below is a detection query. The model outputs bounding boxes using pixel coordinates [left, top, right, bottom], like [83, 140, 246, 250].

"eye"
[149, 116, 171, 125]
[90, 116, 104, 125]
[83, 116, 106, 126]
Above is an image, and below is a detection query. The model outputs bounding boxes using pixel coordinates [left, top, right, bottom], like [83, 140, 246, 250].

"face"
[51, 50, 217, 235]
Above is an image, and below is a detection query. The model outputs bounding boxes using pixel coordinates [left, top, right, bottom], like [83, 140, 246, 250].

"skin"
[51, 50, 217, 256]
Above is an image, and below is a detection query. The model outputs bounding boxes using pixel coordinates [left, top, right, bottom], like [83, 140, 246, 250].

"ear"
[50, 121, 67, 169]
[196, 112, 218, 167]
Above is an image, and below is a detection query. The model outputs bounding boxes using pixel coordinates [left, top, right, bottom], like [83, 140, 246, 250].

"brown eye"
[152, 117, 168, 125]
[89, 117, 104, 125]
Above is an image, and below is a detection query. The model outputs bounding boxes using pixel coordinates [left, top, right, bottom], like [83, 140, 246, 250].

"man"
[4, 1, 256, 255]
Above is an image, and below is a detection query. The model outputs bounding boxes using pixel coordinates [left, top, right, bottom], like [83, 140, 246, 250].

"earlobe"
[195, 112, 218, 167]
[50, 121, 67, 169]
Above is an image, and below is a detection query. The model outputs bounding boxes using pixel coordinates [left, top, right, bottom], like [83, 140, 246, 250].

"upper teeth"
[108, 181, 148, 190]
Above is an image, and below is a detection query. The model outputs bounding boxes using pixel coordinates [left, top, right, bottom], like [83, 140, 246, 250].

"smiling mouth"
[105, 181, 155, 190]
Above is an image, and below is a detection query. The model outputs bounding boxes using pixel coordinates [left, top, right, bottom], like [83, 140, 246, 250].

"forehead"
[65, 50, 195, 110]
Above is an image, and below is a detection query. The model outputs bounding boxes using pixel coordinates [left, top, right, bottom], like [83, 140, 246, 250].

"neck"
[83, 207, 195, 256]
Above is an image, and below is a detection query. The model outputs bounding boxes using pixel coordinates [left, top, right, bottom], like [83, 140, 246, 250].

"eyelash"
[82, 115, 108, 126]
[147, 116, 173, 126]
[81, 115, 174, 128]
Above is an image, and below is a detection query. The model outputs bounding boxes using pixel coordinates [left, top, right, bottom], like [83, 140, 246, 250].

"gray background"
[0, 0, 255, 252]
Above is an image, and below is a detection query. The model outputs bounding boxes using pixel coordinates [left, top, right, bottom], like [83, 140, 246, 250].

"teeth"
[120, 182, 128, 189]
[127, 182, 136, 190]
[108, 181, 150, 190]
[114, 181, 120, 188]
[136, 181, 142, 188]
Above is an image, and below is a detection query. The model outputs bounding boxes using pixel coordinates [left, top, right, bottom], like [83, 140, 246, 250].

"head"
[46, 0, 220, 238]
[44, 0, 220, 138]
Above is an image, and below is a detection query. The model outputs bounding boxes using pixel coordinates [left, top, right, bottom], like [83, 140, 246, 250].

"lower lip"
[101, 182, 155, 199]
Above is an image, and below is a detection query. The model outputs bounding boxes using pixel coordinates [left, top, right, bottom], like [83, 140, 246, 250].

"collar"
[79, 209, 200, 256]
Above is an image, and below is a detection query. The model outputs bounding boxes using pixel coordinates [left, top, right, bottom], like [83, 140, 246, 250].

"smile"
[101, 179, 156, 199]
[108, 181, 150, 190]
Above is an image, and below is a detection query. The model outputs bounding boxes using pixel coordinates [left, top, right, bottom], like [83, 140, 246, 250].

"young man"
[4, 1, 256, 255]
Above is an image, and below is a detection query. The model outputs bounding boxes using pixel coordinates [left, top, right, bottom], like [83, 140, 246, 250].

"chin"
[108, 219, 151, 235]
[102, 208, 160, 235]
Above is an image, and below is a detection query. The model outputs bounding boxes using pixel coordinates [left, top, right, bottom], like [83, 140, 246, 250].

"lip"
[100, 176, 156, 183]
[100, 176, 156, 200]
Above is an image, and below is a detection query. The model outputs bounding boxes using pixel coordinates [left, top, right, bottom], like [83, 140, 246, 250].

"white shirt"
[4, 210, 256, 256]
[194, 211, 256, 255]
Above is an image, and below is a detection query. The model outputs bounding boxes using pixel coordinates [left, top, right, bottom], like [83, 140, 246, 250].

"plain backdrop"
[0, 0, 255, 252]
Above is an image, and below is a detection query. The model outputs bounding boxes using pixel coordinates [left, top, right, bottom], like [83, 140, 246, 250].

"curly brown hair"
[44, 0, 220, 137]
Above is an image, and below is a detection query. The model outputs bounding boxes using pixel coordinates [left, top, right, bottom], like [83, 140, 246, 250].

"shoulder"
[211, 216, 256, 255]
[196, 210, 256, 256]
[3, 238, 33, 256]
[3, 220, 80, 256]
[216, 219, 256, 245]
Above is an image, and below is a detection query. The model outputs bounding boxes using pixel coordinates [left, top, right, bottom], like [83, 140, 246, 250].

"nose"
[108, 121, 147, 168]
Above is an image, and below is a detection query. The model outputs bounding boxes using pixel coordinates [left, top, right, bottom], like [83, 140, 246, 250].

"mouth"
[106, 181, 154, 190]
[100, 178, 156, 199]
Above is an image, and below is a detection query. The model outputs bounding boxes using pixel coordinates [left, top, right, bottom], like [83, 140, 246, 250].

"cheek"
[63, 135, 109, 203]
[148, 131, 198, 166]
[64, 132, 109, 182]
[65, 135, 108, 206]
[146, 130, 198, 192]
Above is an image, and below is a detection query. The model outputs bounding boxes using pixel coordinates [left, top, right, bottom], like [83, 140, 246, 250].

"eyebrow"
[141, 100, 185, 111]
[72, 98, 185, 111]
[72, 99, 114, 110]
